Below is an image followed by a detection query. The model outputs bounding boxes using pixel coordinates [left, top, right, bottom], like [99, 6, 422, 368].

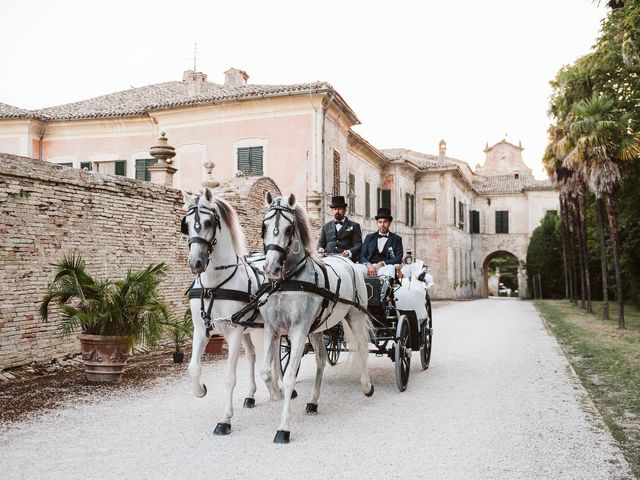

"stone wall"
[0, 154, 191, 370]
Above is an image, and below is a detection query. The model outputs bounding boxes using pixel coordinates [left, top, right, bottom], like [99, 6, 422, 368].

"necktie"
[378, 234, 388, 238]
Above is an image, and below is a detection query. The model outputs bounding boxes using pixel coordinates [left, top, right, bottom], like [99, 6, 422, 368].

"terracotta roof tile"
[472, 174, 554, 193]
[0, 102, 33, 119]
[1, 80, 333, 121]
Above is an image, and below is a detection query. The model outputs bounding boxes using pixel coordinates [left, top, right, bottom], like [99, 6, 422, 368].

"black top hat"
[375, 207, 393, 221]
[329, 195, 348, 208]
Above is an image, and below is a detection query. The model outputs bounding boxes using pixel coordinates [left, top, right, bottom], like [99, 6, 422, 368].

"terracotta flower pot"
[205, 335, 226, 355]
[78, 334, 129, 383]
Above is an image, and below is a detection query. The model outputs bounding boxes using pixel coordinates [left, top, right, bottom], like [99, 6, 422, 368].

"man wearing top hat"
[359, 207, 404, 276]
[317, 195, 362, 261]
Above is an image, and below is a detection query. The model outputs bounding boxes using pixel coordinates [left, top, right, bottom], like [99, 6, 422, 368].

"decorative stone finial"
[202, 160, 220, 188]
[149, 132, 176, 165]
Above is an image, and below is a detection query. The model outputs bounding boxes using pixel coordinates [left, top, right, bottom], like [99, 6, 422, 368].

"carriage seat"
[364, 276, 394, 307]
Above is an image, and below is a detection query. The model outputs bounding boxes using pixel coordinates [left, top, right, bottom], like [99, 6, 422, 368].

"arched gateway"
[482, 250, 524, 299]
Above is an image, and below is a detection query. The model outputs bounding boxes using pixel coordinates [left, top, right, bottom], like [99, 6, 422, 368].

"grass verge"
[535, 300, 640, 477]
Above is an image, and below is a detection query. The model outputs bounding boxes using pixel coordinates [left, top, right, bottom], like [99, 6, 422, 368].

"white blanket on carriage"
[394, 259, 429, 320]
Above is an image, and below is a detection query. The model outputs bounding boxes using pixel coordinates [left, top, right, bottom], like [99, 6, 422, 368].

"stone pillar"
[148, 132, 177, 187]
[202, 160, 220, 189]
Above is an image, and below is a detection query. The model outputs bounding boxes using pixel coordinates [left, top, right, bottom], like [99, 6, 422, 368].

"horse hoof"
[273, 430, 290, 444]
[365, 384, 374, 397]
[243, 397, 256, 408]
[291, 389, 298, 399]
[196, 384, 207, 398]
[305, 403, 318, 415]
[213, 422, 231, 435]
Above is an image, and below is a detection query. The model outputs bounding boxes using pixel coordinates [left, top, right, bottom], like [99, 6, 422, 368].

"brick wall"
[0, 154, 193, 370]
[0, 155, 298, 370]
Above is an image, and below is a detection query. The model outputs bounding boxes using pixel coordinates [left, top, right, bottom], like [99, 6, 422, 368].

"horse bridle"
[262, 198, 297, 264]
[181, 195, 221, 254]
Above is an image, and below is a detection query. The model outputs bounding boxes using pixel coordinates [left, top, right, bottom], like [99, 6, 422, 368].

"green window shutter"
[471, 210, 480, 234]
[365, 182, 371, 218]
[249, 147, 263, 176]
[135, 159, 157, 181]
[405, 193, 410, 224]
[237, 147, 264, 176]
[411, 194, 415, 226]
[453, 196, 456, 226]
[496, 211, 509, 234]
[115, 160, 126, 176]
[80, 162, 92, 171]
[377, 187, 381, 211]
[380, 189, 391, 209]
[237, 147, 250, 176]
[59, 162, 73, 167]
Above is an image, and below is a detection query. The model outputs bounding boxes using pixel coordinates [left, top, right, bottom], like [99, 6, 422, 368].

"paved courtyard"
[0, 299, 632, 479]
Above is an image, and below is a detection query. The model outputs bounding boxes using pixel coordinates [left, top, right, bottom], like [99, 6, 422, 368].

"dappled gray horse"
[259, 192, 374, 444]
[182, 188, 280, 435]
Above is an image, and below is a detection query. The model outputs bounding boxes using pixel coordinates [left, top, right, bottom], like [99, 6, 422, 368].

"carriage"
[279, 267, 434, 392]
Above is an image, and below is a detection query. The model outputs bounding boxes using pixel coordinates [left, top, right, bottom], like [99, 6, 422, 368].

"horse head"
[261, 192, 300, 280]
[182, 188, 222, 274]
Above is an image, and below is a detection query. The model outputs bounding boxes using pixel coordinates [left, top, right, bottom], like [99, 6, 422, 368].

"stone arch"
[210, 177, 281, 252]
[482, 250, 522, 298]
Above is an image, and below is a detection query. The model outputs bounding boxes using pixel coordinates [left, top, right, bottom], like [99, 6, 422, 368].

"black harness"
[182, 197, 265, 335]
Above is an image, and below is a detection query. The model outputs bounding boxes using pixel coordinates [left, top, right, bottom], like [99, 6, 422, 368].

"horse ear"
[287, 193, 296, 207]
[204, 187, 212, 202]
[182, 191, 192, 208]
[265, 191, 273, 207]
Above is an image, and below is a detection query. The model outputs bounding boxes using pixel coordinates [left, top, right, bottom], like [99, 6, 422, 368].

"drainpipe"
[38, 121, 48, 161]
[320, 92, 335, 223]
[414, 176, 417, 256]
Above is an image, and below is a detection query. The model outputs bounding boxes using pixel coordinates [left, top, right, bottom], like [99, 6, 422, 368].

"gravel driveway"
[0, 299, 632, 479]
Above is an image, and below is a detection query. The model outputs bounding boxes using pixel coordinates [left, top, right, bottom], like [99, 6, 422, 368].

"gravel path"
[0, 299, 632, 479]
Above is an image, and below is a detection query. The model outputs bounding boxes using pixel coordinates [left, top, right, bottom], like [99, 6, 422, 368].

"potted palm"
[40, 253, 169, 383]
[164, 310, 193, 363]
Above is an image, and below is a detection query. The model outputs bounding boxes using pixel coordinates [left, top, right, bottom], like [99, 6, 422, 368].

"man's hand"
[342, 250, 350, 257]
[366, 263, 376, 276]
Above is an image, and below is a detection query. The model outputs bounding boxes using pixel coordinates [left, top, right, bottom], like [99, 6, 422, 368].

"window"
[348, 173, 355, 215]
[495, 210, 509, 234]
[458, 201, 465, 230]
[471, 210, 480, 233]
[378, 188, 391, 210]
[365, 182, 371, 218]
[332, 149, 341, 195]
[237, 146, 263, 176]
[135, 158, 158, 181]
[80, 162, 92, 171]
[115, 160, 126, 176]
[453, 196, 456, 226]
[405, 193, 415, 226]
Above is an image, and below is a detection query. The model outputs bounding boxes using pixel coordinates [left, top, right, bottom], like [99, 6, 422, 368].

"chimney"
[183, 70, 207, 95]
[438, 139, 447, 162]
[224, 68, 249, 87]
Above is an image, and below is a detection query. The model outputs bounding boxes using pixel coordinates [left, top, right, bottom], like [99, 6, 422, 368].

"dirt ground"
[0, 346, 217, 424]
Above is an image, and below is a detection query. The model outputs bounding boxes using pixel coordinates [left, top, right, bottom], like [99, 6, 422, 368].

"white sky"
[0, 0, 606, 179]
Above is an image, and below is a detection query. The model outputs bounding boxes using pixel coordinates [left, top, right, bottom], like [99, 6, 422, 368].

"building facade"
[0, 69, 558, 299]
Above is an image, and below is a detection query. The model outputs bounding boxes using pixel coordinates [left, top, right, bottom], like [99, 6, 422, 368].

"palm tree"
[40, 253, 169, 346]
[564, 94, 640, 328]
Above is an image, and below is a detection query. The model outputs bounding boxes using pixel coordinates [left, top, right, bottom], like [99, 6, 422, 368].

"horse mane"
[207, 194, 248, 257]
[293, 202, 320, 260]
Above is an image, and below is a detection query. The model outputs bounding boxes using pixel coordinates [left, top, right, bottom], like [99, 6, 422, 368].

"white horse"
[259, 192, 375, 444]
[182, 188, 281, 435]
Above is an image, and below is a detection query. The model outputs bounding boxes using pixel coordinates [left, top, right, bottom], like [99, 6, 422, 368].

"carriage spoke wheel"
[279, 335, 292, 375]
[395, 315, 411, 392]
[420, 316, 433, 370]
[324, 328, 343, 366]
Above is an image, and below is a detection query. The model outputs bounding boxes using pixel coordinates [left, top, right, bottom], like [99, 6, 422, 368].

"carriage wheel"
[395, 315, 411, 392]
[279, 335, 302, 376]
[279, 335, 292, 375]
[324, 326, 343, 366]
[420, 316, 433, 370]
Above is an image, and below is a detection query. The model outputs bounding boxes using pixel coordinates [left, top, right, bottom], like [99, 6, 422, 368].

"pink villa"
[0, 68, 558, 299]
